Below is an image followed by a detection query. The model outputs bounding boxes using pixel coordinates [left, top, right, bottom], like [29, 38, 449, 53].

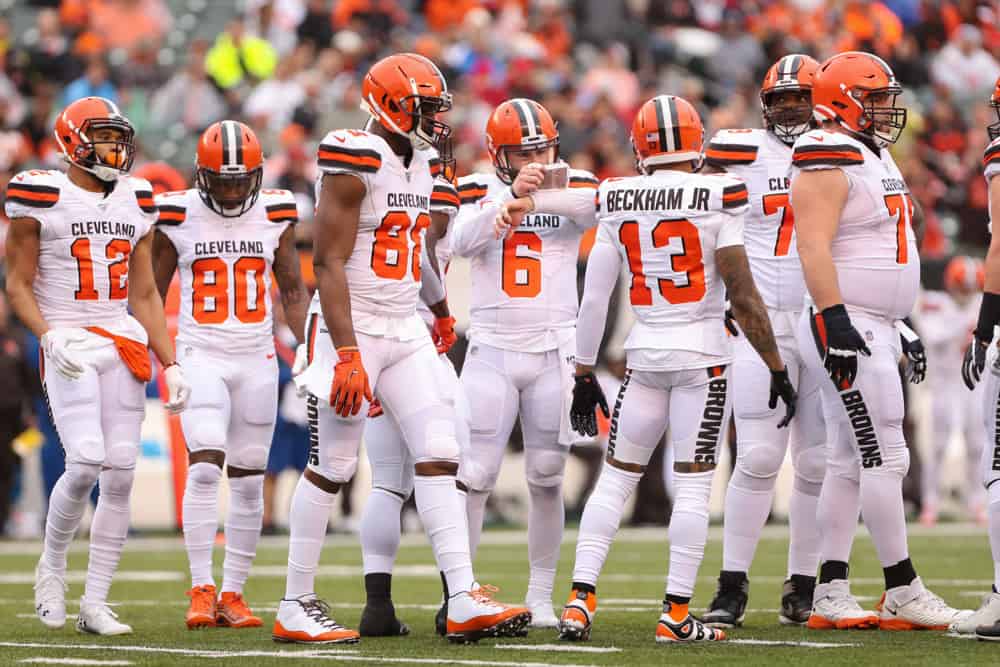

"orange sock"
[667, 602, 689, 622]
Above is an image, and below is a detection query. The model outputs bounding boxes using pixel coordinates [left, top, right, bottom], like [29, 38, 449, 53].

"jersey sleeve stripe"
[569, 175, 599, 188]
[722, 183, 749, 208]
[459, 190, 487, 204]
[266, 203, 298, 223]
[156, 204, 186, 225]
[983, 144, 1000, 167]
[317, 146, 382, 172]
[6, 183, 59, 207]
[134, 190, 156, 213]
[706, 143, 759, 164]
[429, 158, 442, 177]
[792, 144, 863, 166]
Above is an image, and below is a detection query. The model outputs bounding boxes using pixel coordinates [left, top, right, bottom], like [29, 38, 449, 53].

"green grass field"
[1, 524, 997, 666]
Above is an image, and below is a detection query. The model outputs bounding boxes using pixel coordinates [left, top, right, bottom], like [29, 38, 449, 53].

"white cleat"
[879, 577, 971, 631]
[949, 592, 1000, 636]
[527, 599, 560, 628]
[271, 596, 360, 644]
[76, 599, 133, 635]
[34, 557, 67, 629]
[806, 580, 879, 630]
[446, 585, 532, 643]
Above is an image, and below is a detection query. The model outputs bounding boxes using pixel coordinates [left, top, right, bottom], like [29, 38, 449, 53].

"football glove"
[432, 316, 457, 355]
[570, 372, 610, 437]
[163, 363, 191, 414]
[40, 328, 87, 380]
[292, 343, 309, 397]
[962, 336, 990, 390]
[818, 304, 871, 390]
[895, 319, 926, 385]
[768, 367, 797, 428]
[367, 398, 384, 419]
[330, 346, 373, 417]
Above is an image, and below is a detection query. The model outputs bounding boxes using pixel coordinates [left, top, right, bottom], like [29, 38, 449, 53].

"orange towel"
[85, 326, 152, 382]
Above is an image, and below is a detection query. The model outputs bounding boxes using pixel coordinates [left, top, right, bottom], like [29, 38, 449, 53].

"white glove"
[292, 343, 310, 397]
[163, 363, 191, 414]
[40, 328, 88, 380]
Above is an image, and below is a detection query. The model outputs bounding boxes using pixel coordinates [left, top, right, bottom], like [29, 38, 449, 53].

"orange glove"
[367, 398, 384, 418]
[330, 346, 373, 417]
[432, 316, 457, 354]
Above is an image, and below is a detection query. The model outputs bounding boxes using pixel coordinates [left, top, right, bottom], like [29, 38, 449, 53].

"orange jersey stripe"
[7, 187, 59, 202]
[706, 148, 757, 162]
[317, 150, 381, 168]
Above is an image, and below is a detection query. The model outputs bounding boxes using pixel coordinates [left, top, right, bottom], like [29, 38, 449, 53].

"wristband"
[975, 292, 1000, 343]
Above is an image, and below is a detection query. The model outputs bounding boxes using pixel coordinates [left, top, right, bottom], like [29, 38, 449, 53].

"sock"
[787, 473, 822, 578]
[883, 557, 917, 590]
[664, 595, 690, 621]
[818, 560, 849, 584]
[526, 482, 563, 605]
[817, 473, 860, 565]
[221, 474, 264, 594]
[360, 488, 404, 575]
[43, 463, 100, 572]
[571, 581, 595, 595]
[989, 483, 1000, 591]
[860, 469, 909, 567]
[84, 468, 134, 604]
[465, 489, 489, 559]
[414, 474, 474, 595]
[182, 462, 222, 588]
[285, 474, 335, 599]
[364, 572, 392, 602]
[666, 470, 714, 600]
[721, 467, 774, 573]
[572, 463, 641, 586]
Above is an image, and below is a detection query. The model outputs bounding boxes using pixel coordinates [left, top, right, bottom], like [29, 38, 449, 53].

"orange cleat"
[216, 592, 263, 628]
[559, 588, 597, 641]
[446, 585, 532, 643]
[186, 585, 218, 629]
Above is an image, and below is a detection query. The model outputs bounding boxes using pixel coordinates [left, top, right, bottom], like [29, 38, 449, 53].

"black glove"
[768, 367, 797, 428]
[896, 318, 926, 385]
[819, 304, 871, 390]
[570, 372, 610, 437]
[724, 301, 739, 337]
[962, 336, 990, 390]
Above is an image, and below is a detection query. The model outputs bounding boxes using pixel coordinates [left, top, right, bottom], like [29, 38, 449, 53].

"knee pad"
[228, 445, 269, 472]
[308, 453, 358, 485]
[63, 461, 101, 496]
[413, 416, 459, 463]
[525, 448, 567, 489]
[458, 456, 500, 493]
[735, 441, 784, 482]
[370, 459, 415, 499]
[793, 443, 827, 486]
[104, 443, 138, 471]
[187, 461, 224, 488]
[98, 467, 135, 498]
[186, 419, 227, 452]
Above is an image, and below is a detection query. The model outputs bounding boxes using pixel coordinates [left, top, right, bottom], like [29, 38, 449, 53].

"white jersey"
[154, 187, 297, 355]
[791, 130, 919, 320]
[589, 170, 748, 369]
[4, 169, 156, 340]
[311, 129, 438, 339]
[985, 136, 1000, 232]
[450, 169, 599, 352]
[416, 178, 460, 326]
[707, 128, 803, 331]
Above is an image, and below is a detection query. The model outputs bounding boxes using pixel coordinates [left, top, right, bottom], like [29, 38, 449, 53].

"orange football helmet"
[812, 51, 906, 148]
[989, 76, 1000, 141]
[944, 255, 985, 293]
[485, 98, 559, 184]
[195, 120, 264, 217]
[53, 96, 135, 181]
[361, 52, 452, 151]
[760, 54, 820, 144]
[631, 95, 704, 173]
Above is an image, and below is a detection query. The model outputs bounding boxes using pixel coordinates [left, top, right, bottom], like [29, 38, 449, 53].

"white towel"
[556, 327, 581, 446]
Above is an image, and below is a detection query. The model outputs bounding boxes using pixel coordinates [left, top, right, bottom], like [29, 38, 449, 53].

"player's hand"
[163, 363, 191, 414]
[768, 367, 797, 428]
[330, 346, 373, 417]
[819, 304, 871, 390]
[432, 316, 457, 355]
[724, 301, 739, 337]
[40, 328, 87, 380]
[962, 336, 990, 389]
[570, 372, 610, 437]
[511, 163, 545, 198]
[895, 319, 926, 385]
[496, 198, 534, 239]
[367, 398, 384, 418]
[292, 343, 310, 397]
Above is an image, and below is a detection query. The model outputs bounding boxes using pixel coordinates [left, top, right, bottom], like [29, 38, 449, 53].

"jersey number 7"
[619, 218, 706, 306]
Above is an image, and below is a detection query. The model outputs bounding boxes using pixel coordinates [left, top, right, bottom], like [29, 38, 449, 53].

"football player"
[449, 98, 599, 627]
[151, 121, 309, 630]
[792, 51, 968, 630]
[700, 54, 826, 628]
[5, 97, 190, 634]
[498, 95, 797, 643]
[954, 76, 1000, 639]
[278, 53, 529, 644]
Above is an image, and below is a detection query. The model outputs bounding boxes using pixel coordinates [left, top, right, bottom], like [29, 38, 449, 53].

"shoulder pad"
[127, 177, 156, 214]
[983, 137, 1000, 177]
[431, 180, 460, 213]
[153, 189, 191, 226]
[261, 188, 299, 224]
[6, 170, 61, 209]
[706, 129, 763, 166]
[457, 174, 490, 205]
[568, 169, 599, 189]
[792, 131, 864, 169]
[317, 129, 382, 175]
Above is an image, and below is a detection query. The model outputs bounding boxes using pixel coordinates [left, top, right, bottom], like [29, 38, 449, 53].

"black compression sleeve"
[975, 292, 1000, 342]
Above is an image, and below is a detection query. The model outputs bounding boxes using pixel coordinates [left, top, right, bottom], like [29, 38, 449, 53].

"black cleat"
[435, 601, 447, 636]
[779, 575, 816, 626]
[359, 599, 409, 637]
[977, 620, 1000, 641]
[700, 570, 749, 628]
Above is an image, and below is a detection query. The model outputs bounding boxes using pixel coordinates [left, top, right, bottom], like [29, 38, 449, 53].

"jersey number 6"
[620, 218, 706, 306]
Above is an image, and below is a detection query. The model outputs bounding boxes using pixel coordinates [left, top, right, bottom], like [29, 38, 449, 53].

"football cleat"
[976, 619, 1000, 641]
[34, 557, 67, 629]
[949, 591, 1000, 635]
[185, 585, 217, 629]
[558, 588, 597, 641]
[76, 599, 132, 635]
[359, 598, 410, 637]
[878, 577, 971, 631]
[779, 575, 816, 626]
[806, 580, 879, 629]
[272, 596, 360, 644]
[655, 602, 725, 643]
[435, 600, 447, 636]
[527, 599, 560, 629]
[701, 570, 748, 628]
[446, 585, 532, 643]
[216, 591, 262, 628]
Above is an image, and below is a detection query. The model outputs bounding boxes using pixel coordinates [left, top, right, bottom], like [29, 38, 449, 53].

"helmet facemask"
[196, 166, 263, 218]
[73, 119, 136, 182]
[854, 85, 907, 148]
[403, 93, 453, 151]
[762, 88, 813, 145]
[493, 136, 559, 185]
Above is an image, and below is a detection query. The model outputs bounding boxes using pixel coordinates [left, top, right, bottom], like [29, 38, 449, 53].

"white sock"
[787, 473, 822, 578]
[84, 468, 134, 604]
[860, 469, 909, 567]
[989, 483, 1000, 591]
[666, 470, 714, 599]
[526, 482, 563, 604]
[222, 474, 263, 594]
[817, 473, 860, 564]
[465, 489, 489, 559]
[360, 488, 404, 575]
[182, 462, 222, 588]
[43, 463, 100, 572]
[721, 467, 773, 573]
[414, 474, 474, 595]
[572, 463, 641, 586]
[285, 474, 335, 599]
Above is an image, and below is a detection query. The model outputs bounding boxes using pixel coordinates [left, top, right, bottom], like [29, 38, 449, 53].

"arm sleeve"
[576, 227, 622, 366]
[530, 187, 598, 228]
[449, 200, 501, 258]
[419, 251, 446, 307]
